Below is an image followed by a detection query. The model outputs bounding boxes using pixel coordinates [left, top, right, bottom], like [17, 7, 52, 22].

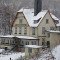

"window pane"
[32, 27, 35, 35]
[26, 41, 29, 45]
[24, 27, 27, 35]
[42, 27, 45, 34]
[31, 41, 36, 45]
[50, 27, 54, 30]
[42, 38, 45, 46]
[19, 27, 22, 34]
[15, 27, 17, 34]
[46, 19, 49, 24]
[19, 19, 22, 24]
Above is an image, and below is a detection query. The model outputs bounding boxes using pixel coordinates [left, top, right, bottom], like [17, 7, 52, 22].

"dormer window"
[34, 20, 39, 24]
[34, 18, 41, 24]
[54, 20, 59, 24]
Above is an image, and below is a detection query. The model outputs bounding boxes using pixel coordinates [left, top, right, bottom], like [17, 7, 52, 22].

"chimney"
[34, 0, 42, 16]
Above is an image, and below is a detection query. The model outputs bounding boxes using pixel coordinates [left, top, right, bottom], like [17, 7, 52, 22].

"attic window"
[34, 18, 41, 24]
[46, 19, 49, 24]
[54, 20, 59, 24]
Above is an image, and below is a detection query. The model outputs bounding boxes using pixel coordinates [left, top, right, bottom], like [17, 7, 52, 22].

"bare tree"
[0, 2, 16, 35]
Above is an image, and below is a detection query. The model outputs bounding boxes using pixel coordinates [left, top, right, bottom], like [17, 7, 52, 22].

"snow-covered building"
[25, 45, 42, 58]
[12, 8, 60, 49]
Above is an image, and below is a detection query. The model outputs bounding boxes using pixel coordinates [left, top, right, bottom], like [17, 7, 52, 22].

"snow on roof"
[50, 13, 59, 21]
[47, 30, 60, 33]
[25, 45, 42, 48]
[33, 10, 48, 20]
[17, 8, 48, 27]
[18, 8, 24, 12]
[0, 35, 15, 38]
[17, 8, 59, 27]
[0, 35, 38, 39]
[16, 36, 38, 39]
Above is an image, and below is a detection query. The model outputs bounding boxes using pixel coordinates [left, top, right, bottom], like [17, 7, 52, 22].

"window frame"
[19, 27, 22, 34]
[32, 27, 35, 35]
[19, 19, 22, 24]
[24, 27, 27, 35]
[15, 27, 17, 34]
[46, 19, 49, 24]
[42, 27, 45, 34]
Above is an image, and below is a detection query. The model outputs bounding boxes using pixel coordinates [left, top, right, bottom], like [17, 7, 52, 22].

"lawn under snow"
[52, 45, 60, 60]
[0, 52, 25, 60]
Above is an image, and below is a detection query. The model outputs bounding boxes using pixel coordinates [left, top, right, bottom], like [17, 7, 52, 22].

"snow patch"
[52, 45, 60, 60]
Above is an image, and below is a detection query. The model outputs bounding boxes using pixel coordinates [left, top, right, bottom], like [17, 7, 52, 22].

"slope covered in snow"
[0, 52, 25, 60]
[52, 45, 60, 60]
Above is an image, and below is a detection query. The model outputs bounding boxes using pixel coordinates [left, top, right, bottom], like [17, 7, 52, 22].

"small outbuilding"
[25, 45, 42, 59]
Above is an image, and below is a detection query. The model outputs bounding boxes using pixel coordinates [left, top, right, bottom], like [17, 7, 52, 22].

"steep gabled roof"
[18, 8, 48, 27]
[13, 8, 59, 27]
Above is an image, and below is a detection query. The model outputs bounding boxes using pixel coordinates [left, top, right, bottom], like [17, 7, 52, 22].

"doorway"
[5, 47, 8, 51]
[47, 41, 50, 48]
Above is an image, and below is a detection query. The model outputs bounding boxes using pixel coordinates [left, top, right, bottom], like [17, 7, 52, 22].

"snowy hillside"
[52, 45, 60, 60]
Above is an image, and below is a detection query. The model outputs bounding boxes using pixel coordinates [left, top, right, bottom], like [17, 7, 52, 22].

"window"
[34, 18, 41, 24]
[59, 27, 60, 31]
[50, 27, 54, 30]
[5, 40, 9, 44]
[31, 41, 36, 45]
[21, 41, 24, 44]
[32, 27, 35, 35]
[1, 39, 5, 44]
[19, 27, 22, 34]
[19, 19, 22, 24]
[15, 27, 17, 34]
[26, 41, 29, 45]
[42, 38, 45, 46]
[46, 19, 49, 24]
[12, 41, 15, 44]
[47, 41, 50, 48]
[42, 27, 45, 34]
[47, 33, 50, 37]
[24, 27, 27, 35]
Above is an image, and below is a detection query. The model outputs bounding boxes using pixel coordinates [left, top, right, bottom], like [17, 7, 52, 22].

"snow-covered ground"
[52, 45, 60, 60]
[0, 52, 25, 60]
[0, 45, 60, 60]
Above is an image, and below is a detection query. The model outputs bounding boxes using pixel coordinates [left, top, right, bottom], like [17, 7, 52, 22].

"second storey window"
[42, 27, 45, 34]
[31, 41, 36, 45]
[26, 41, 29, 45]
[32, 27, 35, 35]
[15, 27, 17, 34]
[46, 19, 49, 24]
[19, 27, 22, 34]
[24, 27, 27, 35]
